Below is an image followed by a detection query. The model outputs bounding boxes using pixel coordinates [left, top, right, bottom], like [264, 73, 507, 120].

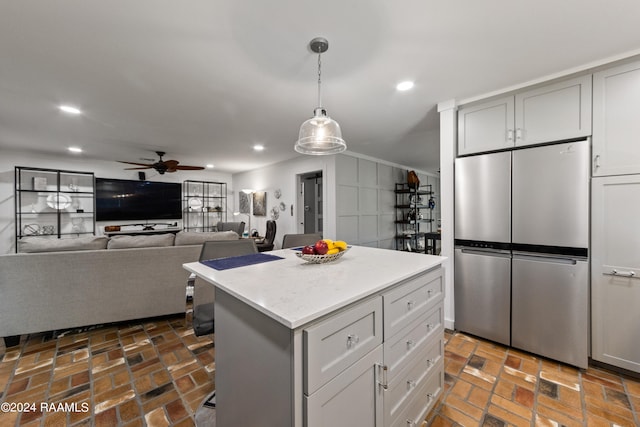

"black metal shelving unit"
[15, 166, 96, 251]
[182, 180, 227, 232]
[394, 183, 436, 253]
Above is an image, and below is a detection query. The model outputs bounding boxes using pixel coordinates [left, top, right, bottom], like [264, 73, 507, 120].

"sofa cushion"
[174, 230, 239, 246]
[107, 233, 175, 249]
[19, 236, 109, 253]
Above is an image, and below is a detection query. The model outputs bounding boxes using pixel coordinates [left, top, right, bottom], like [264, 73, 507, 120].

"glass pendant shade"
[294, 37, 346, 156]
[295, 108, 346, 155]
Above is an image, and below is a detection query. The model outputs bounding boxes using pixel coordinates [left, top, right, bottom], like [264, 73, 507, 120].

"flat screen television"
[96, 178, 182, 222]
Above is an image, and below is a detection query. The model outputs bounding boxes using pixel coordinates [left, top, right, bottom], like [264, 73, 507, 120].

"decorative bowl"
[46, 193, 72, 210]
[295, 247, 350, 264]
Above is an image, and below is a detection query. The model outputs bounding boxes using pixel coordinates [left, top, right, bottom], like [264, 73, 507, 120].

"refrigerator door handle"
[604, 268, 637, 278]
[460, 248, 511, 258]
[512, 252, 578, 265]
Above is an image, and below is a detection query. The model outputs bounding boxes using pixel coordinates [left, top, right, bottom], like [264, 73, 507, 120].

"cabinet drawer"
[384, 337, 443, 426]
[383, 268, 442, 339]
[390, 362, 444, 427]
[304, 297, 383, 395]
[384, 304, 443, 380]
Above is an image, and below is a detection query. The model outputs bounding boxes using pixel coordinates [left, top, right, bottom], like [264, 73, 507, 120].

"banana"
[326, 248, 340, 255]
[334, 241, 348, 251]
[322, 239, 336, 250]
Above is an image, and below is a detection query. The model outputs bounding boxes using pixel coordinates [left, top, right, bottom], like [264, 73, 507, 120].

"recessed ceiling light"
[68, 147, 83, 153]
[206, 164, 214, 169]
[59, 105, 83, 115]
[396, 81, 415, 91]
[253, 144, 265, 151]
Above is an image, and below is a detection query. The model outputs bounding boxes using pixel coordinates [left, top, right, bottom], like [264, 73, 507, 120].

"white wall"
[231, 151, 440, 251]
[335, 152, 439, 250]
[231, 155, 336, 249]
[0, 148, 232, 254]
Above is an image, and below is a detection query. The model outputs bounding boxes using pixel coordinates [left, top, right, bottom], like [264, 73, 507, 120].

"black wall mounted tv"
[96, 178, 182, 222]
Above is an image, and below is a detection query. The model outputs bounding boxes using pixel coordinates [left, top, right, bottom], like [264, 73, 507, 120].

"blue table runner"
[200, 253, 284, 271]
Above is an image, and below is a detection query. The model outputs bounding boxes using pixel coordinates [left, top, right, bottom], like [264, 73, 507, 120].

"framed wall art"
[239, 191, 251, 214]
[252, 191, 266, 216]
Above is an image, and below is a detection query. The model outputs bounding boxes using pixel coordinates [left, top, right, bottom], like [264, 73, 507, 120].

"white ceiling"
[2, 1, 640, 174]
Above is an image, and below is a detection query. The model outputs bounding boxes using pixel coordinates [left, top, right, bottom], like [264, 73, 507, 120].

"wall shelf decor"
[15, 166, 96, 251]
[183, 180, 227, 232]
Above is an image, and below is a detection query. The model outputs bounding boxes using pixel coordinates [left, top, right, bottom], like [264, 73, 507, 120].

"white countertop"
[184, 245, 445, 329]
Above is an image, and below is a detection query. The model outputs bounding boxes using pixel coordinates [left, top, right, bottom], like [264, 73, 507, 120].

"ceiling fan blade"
[118, 161, 154, 167]
[119, 155, 202, 173]
[175, 165, 206, 171]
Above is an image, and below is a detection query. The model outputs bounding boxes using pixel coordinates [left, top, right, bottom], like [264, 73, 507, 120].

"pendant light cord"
[317, 51, 322, 109]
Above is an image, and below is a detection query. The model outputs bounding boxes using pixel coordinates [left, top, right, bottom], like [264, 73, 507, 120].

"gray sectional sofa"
[0, 231, 239, 347]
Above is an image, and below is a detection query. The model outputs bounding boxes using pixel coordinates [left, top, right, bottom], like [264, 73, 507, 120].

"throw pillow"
[19, 236, 109, 253]
[107, 233, 175, 249]
[174, 230, 240, 246]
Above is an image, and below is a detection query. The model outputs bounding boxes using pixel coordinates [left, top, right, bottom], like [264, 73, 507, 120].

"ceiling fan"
[119, 151, 205, 174]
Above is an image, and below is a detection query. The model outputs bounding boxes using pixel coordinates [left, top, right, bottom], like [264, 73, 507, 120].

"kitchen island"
[184, 245, 446, 427]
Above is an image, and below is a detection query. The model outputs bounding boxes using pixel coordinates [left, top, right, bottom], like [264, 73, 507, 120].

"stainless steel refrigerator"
[455, 140, 590, 368]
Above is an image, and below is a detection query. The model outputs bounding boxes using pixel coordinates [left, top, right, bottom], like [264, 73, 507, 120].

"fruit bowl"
[295, 247, 350, 264]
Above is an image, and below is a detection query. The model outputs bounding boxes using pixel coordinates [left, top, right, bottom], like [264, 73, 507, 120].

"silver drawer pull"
[610, 269, 636, 277]
[347, 334, 359, 348]
[406, 340, 415, 349]
[427, 358, 433, 367]
[426, 323, 433, 331]
[427, 289, 433, 297]
[427, 393, 434, 400]
[406, 420, 415, 427]
[407, 379, 416, 389]
[377, 364, 389, 390]
[407, 300, 415, 310]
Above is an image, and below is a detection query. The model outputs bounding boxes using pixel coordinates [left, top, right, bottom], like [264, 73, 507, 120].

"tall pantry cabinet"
[591, 59, 640, 373]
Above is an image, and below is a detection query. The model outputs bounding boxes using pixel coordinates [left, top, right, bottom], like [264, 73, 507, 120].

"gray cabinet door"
[593, 60, 640, 176]
[457, 96, 514, 155]
[591, 176, 640, 373]
[305, 346, 384, 427]
[514, 74, 592, 147]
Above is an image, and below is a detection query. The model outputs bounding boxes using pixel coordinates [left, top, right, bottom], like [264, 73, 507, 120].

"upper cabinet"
[457, 96, 514, 155]
[593, 60, 640, 176]
[458, 75, 592, 156]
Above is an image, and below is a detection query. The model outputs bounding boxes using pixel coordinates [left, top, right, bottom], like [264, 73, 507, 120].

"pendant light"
[294, 37, 347, 155]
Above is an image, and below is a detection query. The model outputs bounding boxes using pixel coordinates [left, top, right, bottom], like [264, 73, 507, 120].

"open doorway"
[297, 171, 323, 234]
